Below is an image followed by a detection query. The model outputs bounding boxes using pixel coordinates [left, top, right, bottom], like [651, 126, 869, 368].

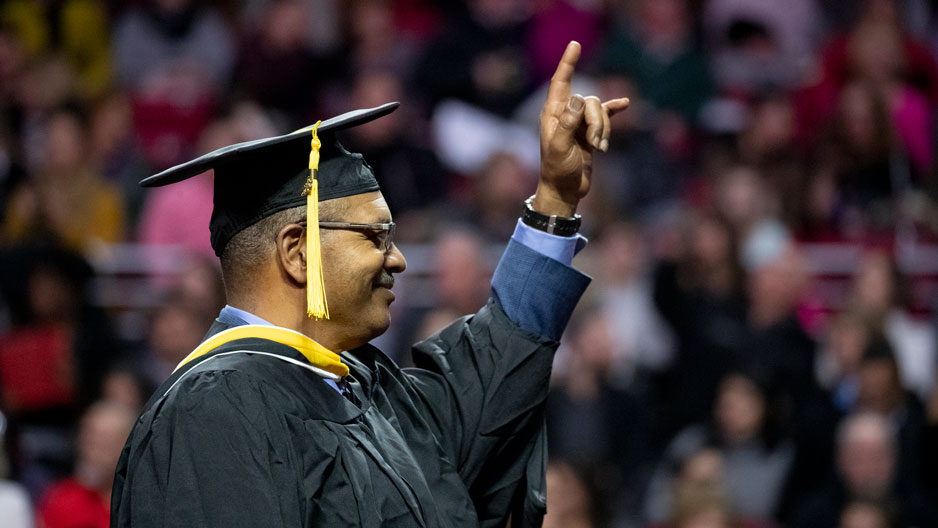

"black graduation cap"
[140, 102, 400, 319]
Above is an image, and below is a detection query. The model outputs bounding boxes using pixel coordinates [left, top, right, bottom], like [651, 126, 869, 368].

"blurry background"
[1, 0, 938, 527]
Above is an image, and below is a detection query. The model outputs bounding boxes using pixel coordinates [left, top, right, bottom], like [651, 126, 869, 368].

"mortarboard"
[140, 101, 400, 319]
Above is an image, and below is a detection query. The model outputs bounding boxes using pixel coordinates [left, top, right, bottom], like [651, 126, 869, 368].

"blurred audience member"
[141, 291, 218, 386]
[464, 151, 537, 241]
[0, 25, 28, 104]
[850, 0, 938, 102]
[394, 228, 493, 364]
[654, 211, 747, 433]
[343, 0, 421, 82]
[732, 98, 805, 228]
[0, 244, 119, 413]
[0, 411, 33, 528]
[588, 75, 680, 219]
[137, 105, 278, 259]
[856, 340, 928, 488]
[0, 0, 111, 98]
[88, 93, 149, 222]
[113, 0, 234, 93]
[740, 228, 815, 401]
[647, 449, 777, 528]
[0, 244, 121, 498]
[138, 254, 225, 385]
[235, 0, 338, 122]
[703, 0, 823, 94]
[136, 160, 214, 259]
[412, 0, 534, 117]
[799, 0, 938, 182]
[662, 481, 778, 528]
[664, 482, 734, 528]
[428, 229, 491, 317]
[816, 310, 875, 412]
[100, 367, 150, 413]
[594, 221, 675, 381]
[839, 500, 896, 528]
[3, 105, 125, 253]
[10, 56, 79, 170]
[548, 304, 658, 526]
[848, 250, 936, 400]
[738, 226, 838, 517]
[644, 372, 793, 524]
[812, 81, 912, 233]
[543, 460, 594, 528]
[790, 411, 938, 528]
[341, 70, 449, 216]
[712, 166, 777, 242]
[796, 162, 843, 240]
[89, 93, 137, 185]
[113, 0, 235, 168]
[173, 256, 225, 320]
[526, 0, 603, 85]
[36, 402, 136, 528]
[597, 0, 713, 156]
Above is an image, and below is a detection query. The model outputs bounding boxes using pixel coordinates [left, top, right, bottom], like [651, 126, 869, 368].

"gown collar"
[175, 323, 350, 378]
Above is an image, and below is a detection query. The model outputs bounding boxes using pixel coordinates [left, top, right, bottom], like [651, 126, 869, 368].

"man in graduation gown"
[111, 42, 629, 528]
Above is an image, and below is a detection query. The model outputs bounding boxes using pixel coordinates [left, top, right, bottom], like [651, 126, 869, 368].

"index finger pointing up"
[546, 41, 581, 107]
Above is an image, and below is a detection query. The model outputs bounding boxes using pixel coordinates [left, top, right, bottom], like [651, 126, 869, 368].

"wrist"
[522, 195, 582, 236]
[532, 184, 578, 217]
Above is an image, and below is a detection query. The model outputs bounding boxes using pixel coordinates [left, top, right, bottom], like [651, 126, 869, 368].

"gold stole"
[174, 324, 348, 378]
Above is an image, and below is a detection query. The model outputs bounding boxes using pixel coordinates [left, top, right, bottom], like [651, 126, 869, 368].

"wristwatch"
[521, 195, 581, 236]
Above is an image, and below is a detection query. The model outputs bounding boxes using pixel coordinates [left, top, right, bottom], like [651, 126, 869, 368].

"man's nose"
[385, 243, 406, 273]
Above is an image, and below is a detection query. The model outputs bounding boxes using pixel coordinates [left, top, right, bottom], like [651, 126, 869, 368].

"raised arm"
[494, 41, 629, 339]
[403, 42, 630, 527]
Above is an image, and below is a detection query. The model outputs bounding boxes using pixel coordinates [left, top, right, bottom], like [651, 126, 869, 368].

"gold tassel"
[304, 121, 329, 319]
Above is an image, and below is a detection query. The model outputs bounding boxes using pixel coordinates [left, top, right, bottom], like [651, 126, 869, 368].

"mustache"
[374, 272, 395, 289]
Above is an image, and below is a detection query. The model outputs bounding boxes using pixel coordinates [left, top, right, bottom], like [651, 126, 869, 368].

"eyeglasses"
[300, 221, 396, 254]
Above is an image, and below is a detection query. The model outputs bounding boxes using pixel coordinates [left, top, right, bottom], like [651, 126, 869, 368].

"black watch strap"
[521, 196, 581, 237]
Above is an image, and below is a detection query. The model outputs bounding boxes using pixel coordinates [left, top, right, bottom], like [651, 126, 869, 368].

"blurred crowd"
[1, 0, 938, 527]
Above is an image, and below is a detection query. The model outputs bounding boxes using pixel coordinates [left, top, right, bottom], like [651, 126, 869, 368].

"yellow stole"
[173, 324, 349, 378]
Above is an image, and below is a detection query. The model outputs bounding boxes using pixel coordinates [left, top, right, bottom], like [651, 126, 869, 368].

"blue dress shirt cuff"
[511, 219, 587, 266]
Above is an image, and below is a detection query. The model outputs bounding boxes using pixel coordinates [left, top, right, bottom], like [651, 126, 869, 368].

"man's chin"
[364, 308, 392, 341]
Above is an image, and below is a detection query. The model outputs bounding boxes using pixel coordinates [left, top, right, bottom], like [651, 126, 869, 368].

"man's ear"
[276, 224, 306, 286]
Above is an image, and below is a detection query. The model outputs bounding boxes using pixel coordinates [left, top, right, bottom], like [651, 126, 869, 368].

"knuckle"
[559, 112, 579, 129]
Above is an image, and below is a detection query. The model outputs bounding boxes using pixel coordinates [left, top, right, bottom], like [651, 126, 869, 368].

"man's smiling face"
[317, 191, 406, 350]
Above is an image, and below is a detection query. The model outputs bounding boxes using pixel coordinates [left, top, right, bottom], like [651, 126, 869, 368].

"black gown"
[111, 301, 555, 527]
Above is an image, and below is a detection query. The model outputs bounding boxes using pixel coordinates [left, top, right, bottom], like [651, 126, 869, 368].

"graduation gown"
[111, 301, 558, 527]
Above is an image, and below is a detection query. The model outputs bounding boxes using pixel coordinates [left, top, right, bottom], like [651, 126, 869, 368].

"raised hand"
[535, 41, 629, 217]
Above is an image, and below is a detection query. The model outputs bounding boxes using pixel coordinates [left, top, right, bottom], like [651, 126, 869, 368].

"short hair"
[836, 412, 895, 454]
[669, 482, 733, 527]
[219, 199, 351, 293]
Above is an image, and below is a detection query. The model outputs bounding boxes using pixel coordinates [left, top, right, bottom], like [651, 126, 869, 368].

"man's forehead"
[327, 191, 392, 222]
